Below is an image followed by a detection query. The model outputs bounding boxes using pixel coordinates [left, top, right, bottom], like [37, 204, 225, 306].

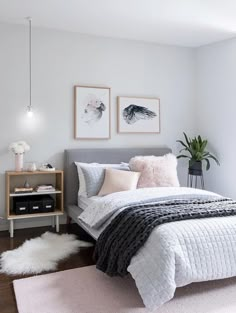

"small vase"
[15, 154, 24, 172]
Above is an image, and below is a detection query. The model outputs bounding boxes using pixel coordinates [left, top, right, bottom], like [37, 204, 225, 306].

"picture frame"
[117, 96, 160, 133]
[74, 85, 111, 139]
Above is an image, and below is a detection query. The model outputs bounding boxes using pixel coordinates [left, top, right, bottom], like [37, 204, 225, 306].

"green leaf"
[177, 155, 190, 159]
[207, 154, 220, 166]
[198, 135, 202, 145]
[179, 147, 192, 154]
[176, 140, 188, 149]
[201, 140, 207, 152]
[196, 152, 203, 161]
[202, 152, 212, 158]
[183, 132, 190, 147]
[196, 140, 200, 152]
[203, 158, 210, 170]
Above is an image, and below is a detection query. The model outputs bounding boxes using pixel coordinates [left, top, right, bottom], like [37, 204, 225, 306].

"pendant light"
[26, 17, 33, 117]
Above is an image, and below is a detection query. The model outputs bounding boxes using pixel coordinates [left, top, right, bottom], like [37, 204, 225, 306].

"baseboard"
[0, 215, 68, 232]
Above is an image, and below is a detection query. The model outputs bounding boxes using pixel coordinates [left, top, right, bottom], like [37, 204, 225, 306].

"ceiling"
[0, 0, 236, 47]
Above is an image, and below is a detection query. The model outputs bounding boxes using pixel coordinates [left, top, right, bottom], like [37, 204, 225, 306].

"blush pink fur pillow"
[129, 153, 180, 188]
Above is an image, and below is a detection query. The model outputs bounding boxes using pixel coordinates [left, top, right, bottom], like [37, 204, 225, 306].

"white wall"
[0, 23, 196, 230]
[196, 38, 236, 198]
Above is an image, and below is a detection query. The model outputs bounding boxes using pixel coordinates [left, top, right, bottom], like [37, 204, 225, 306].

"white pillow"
[75, 163, 87, 197]
[98, 168, 140, 196]
[75, 162, 130, 198]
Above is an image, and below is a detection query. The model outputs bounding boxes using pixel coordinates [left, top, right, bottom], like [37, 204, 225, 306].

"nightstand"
[5, 170, 64, 238]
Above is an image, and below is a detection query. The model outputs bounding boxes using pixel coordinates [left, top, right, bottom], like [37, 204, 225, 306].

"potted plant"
[177, 133, 220, 175]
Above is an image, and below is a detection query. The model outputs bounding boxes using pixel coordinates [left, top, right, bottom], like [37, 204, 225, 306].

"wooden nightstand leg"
[56, 215, 59, 233]
[9, 220, 14, 238]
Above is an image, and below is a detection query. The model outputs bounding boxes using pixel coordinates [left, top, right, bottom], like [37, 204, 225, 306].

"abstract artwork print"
[118, 96, 160, 133]
[74, 86, 110, 139]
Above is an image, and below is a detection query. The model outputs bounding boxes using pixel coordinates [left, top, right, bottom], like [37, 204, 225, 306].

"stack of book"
[35, 184, 56, 192]
[14, 187, 34, 194]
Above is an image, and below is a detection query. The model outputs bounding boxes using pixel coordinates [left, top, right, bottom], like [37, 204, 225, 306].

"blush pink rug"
[14, 265, 236, 313]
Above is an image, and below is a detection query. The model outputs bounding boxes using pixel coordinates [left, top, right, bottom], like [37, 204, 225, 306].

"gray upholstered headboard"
[64, 147, 172, 207]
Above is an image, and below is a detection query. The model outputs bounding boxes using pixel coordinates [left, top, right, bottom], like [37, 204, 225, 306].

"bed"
[64, 148, 236, 310]
[65, 147, 173, 238]
[64, 147, 171, 240]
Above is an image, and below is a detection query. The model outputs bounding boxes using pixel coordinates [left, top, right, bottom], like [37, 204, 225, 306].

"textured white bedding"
[77, 195, 100, 211]
[79, 187, 220, 228]
[79, 187, 236, 310]
[67, 205, 100, 239]
[68, 204, 110, 240]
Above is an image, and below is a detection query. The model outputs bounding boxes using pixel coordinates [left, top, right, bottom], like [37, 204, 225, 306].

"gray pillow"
[79, 163, 130, 197]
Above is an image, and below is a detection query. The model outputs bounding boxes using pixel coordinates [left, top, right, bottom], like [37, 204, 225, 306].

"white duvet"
[79, 187, 236, 310]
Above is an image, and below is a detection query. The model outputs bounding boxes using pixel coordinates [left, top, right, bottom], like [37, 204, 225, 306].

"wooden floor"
[0, 224, 95, 313]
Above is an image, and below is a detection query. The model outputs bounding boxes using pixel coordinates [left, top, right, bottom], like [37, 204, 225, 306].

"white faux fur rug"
[0, 232, 93, 275]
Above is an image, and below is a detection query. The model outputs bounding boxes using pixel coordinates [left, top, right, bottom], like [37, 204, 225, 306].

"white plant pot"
[15, 154, 24, 172]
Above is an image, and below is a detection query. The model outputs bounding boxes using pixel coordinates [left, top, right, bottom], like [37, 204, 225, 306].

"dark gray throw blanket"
[94, 197, 236, 277]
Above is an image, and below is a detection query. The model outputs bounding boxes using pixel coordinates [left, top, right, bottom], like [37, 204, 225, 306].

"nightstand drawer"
[13, 198, 29, 215]
[28, 198, 42, 214]
[41, 195, 55, 213]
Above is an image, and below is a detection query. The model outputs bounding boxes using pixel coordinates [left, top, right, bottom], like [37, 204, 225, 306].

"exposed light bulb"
[27, 106, 33, 118]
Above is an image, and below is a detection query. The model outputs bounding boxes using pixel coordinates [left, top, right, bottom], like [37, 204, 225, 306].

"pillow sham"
[75, 163, 87, 197]
[98, 168, 140, 196]
[75, 162, 130, 198]
[129, 153, 180, 188]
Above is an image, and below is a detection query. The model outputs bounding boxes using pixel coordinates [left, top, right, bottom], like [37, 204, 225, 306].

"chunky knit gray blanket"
[94, 197, 236, 277]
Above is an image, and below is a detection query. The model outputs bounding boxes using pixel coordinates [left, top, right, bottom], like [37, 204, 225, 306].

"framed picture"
[117, 96, 160, 133]
[74, 85, 111, 139]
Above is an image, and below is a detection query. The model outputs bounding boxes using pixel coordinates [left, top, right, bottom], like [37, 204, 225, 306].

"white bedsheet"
[79, 187, 236, 310]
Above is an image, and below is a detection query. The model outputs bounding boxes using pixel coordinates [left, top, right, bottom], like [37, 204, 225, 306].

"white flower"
[9, 141, 31, 155]
[14, 145, 25, 154]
